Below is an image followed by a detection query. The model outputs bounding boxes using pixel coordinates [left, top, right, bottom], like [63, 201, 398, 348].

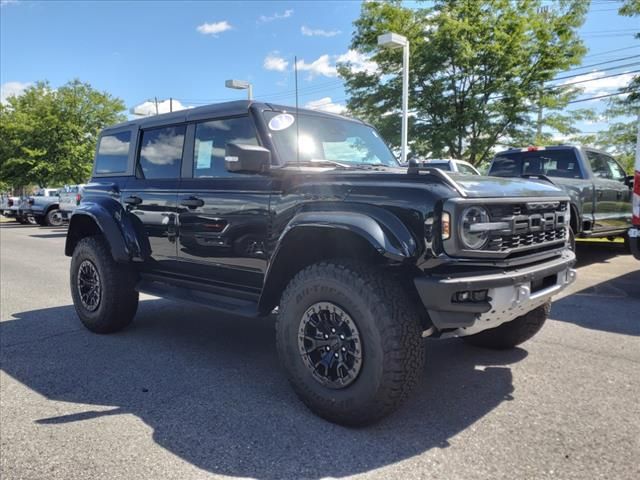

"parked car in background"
[25, 188, 64, 226]
[628, 127, 640, 260]
[421, 158, 481, 175]
[489, 146, 633, 250]
[59, 185, 85, 219]
[1, 194, 21, 219]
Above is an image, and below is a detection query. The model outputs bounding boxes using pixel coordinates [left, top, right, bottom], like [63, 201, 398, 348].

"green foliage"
[0, 80, 125, 188]
[339, 0, 588, 164]
[573, 97, 639, 173]
[618, 0, 640, 103]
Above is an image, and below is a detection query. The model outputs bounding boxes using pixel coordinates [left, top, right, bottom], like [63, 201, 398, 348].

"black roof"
[104, 100, 364, 133]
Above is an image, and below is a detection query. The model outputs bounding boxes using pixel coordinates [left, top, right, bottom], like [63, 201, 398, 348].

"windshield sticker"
[269, 113, 295, 131]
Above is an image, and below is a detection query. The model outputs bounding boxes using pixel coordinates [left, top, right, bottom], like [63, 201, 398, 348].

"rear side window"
[95, 131, 131, 174]
[491, 150, 583, 179]
[137, 125, 186, 179]
[428, 162, 452, 171]
[193, 116, 258, 177]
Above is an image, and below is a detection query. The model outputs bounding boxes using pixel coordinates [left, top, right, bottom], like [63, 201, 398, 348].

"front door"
[121, 124, 186, 273]
[176, 116, 271, 292]
[585, 150, 623, 232]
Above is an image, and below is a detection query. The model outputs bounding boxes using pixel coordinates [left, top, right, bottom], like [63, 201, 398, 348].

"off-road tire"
[463, 302, 550, 350]
[45, 208, 64, 227]
[276, 260, 425, 426]
[70, 235, 138, 333]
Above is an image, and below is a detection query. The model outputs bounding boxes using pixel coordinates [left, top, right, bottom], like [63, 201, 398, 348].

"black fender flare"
[258, 205, 418, 313]
[65, 198, 149, 263]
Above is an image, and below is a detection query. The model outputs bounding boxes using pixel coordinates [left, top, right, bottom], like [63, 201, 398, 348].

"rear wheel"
[45, 208, 64, 227]
[70, 235, 138, 333]
[463, 302, 549, 350]
[276, 260, 425, 426]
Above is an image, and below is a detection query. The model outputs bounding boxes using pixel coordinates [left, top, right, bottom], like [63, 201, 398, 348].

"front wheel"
[70, 235, 139, 333]
[276, 261, 425, 426]
[463, 302, 550, 350]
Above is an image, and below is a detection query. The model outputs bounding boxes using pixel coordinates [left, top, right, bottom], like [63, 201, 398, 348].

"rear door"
[176, 115, 271, 293]
[121, 124, 186, 273]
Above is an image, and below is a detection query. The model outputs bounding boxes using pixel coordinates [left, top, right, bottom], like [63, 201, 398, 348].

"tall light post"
[378, 32, 409, 164]
[225, 79, 253, 100]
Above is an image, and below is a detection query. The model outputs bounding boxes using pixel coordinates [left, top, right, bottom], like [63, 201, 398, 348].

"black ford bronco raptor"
[66, 101, 576, 426]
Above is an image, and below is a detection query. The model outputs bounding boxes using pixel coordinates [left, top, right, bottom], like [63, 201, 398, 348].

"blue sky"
[1, 0, 638, 134]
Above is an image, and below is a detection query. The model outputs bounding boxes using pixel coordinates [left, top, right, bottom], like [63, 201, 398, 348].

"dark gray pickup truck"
[489, 146, 633, 248]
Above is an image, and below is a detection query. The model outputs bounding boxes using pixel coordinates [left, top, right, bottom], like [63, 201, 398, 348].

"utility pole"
[154, 97, 159, 115]
[170, 97, 173, 112]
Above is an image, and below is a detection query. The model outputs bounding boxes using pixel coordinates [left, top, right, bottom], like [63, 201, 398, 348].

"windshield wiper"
[282, 159, 353, 169]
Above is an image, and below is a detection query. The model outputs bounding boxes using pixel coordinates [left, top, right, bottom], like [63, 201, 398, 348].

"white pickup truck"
[59, 185, 85, 219]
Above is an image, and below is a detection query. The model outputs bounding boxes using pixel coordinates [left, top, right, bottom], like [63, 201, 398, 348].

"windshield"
[491, 150, 583, 179]
[264, 111, 398, 167]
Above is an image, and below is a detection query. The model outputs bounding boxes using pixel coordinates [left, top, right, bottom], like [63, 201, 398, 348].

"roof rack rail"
[406, 160, 467, 197]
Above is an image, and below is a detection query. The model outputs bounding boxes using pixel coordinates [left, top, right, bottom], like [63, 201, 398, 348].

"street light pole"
[225, 79, 253, 100]
[378, 32, 410, 164]
[401, 40, 409, 165]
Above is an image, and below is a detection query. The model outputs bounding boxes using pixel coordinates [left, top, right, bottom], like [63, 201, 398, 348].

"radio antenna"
[294, 55, 300, 165]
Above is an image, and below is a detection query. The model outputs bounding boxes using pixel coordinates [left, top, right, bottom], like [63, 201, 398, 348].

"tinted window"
[427, 162, 452, 171]
[137, 125, 185, 179]
[193, 117, 258, 177]
[588, 152, 626, 181]
[95, 131, 131, 174]
[491, 150, 582, 179]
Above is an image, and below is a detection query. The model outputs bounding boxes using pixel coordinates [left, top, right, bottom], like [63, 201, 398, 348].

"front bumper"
[414, 250, 576, 336]
[629, 227, 640, 260]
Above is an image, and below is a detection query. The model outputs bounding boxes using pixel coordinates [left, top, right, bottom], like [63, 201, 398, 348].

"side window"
[95, 131, 131, 174]
[193, 116, 258, 177]
[603, 155, 626, 181]
[586, 151, 610, 179]
[457, 163, 477, 175]
[137, 125, 186, 179]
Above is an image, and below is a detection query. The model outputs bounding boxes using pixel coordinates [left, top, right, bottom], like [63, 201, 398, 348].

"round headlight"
[460, 206, 490, 250]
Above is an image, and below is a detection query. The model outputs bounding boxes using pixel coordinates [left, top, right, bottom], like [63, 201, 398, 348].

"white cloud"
[296, 55, 337, 79]
[0, 81, 31, 104]
[258, 9, 293, 23]
[336, 50, 378, 75]
[131, 99, 190, 116]
[264, 52, 289, 72]
[560, 70, 635, 96]
[296, 50, 378, 79]
[196, 20, 232, 37]
[0, 0, 19, 6]
[305, 97, 346, 115]
[301, 26, 341, 37]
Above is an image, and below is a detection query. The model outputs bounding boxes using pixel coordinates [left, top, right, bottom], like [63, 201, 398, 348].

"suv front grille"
[485, 201, 568, 254]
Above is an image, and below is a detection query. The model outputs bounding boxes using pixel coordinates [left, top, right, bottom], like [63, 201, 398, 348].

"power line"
[549, 69, 640, 89]
[567, 90, 639, 104]
[553, 60, 640, 81]
[583, 45, 640, 59]
[560, 54, 640, 74]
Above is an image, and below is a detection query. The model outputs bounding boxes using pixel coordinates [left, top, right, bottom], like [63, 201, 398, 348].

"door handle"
[180, 196, 204, 208]
[124, 195, 142, 205]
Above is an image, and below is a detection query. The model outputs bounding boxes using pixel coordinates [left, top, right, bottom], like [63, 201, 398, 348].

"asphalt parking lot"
[1, 221, 638, 480]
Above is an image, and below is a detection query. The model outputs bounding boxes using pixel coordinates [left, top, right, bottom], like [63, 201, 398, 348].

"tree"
[619, 0, 640, 103]
[0, 80, 125, 188]
[574, 97, 639, 173]
[339, 0, 589, 164]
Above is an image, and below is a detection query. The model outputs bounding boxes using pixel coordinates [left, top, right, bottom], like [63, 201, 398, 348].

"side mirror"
[225, 143, 271, 174]
[625, 174, 634, 188]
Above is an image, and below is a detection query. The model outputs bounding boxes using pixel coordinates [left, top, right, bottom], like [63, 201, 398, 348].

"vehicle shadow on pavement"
[1, 300, 526, 479]
[574, 241, 629, 269]
[551, 268, 640, 336]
